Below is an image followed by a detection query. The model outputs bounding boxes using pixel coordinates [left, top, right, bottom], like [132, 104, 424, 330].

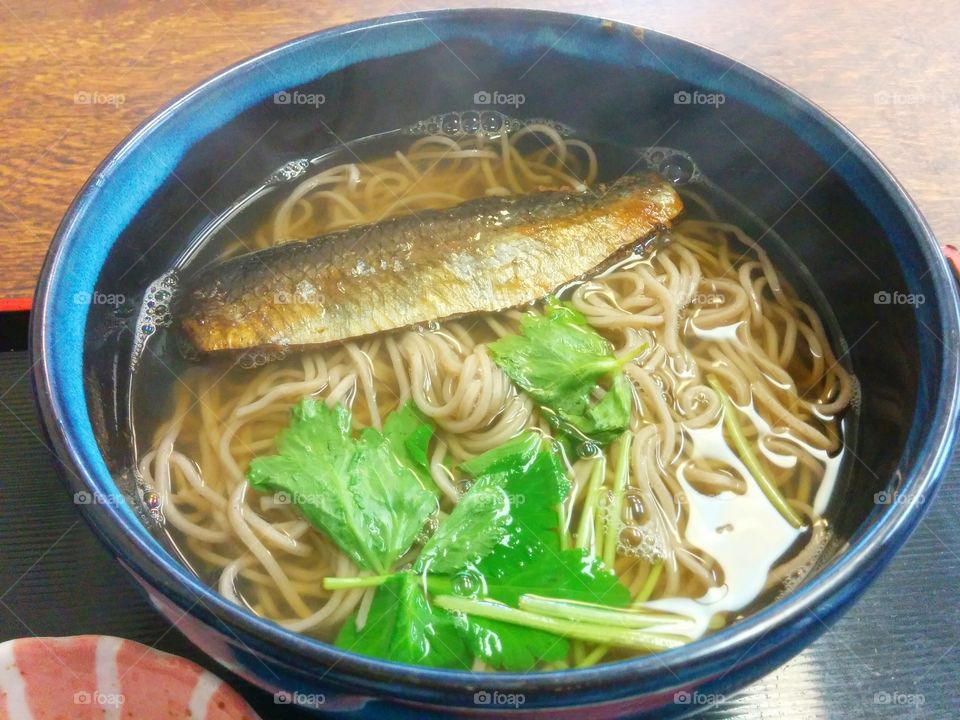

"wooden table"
[1, 1, 956, 302]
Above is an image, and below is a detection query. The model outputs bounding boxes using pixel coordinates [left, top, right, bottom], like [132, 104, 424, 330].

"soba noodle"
[138, 127, 852, 667]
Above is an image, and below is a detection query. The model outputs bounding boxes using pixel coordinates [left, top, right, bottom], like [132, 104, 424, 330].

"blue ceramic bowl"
[31, 9, 960, 718]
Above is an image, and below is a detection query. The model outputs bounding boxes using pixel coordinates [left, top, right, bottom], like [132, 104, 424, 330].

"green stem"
[558, 502, 572, 551]
[434, 595, 686, 652]
[577, 644, 610, 668]
[707, 375, 805, 529]
[602, 432, 632, 568]
[576, 456, 606, 554]
[633, 561, 663, 604]
[613, 342, 648, 371]
[424, 575, 456, 595]
[519, 594, 694, 630]
[323, 573, 394, 590]
[324, 573, 462, 595]
[572, 640, 586, 666]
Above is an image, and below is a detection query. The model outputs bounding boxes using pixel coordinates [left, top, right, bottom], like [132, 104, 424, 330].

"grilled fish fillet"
[178, 174, 682, 353]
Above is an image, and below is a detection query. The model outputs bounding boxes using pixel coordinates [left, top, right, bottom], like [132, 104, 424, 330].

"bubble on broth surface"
[130, 270, 179, 372]
[266, 158, 310, 185]
[238, 347, 289, 369]
[617, 524, 665, 562]
[405, 111, 575, 141]
[638, 147, 702, 185]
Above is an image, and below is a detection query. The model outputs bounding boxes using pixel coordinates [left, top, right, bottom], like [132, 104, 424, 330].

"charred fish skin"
[178, 174, 683, 353]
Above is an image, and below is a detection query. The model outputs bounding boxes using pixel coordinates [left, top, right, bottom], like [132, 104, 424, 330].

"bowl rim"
[30, 6, 960, 701]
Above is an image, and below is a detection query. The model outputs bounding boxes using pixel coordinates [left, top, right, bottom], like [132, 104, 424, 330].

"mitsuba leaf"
[247, 399, 437, 574]
[418, 437, 628, 668]
[488, 298, 639, 446]
[481, 548, 631, 608]
[488, 299, 621, 399]
[335, 426, 630, 671]
[458, 430, 543, 477]
[335, 574, 470, 669]
[416, 432, 568, 576]
[414, 474, 513, 575]
[561, 373, 635, 447]
[454, 614, 568, 672]
[382, 402, 437, 491]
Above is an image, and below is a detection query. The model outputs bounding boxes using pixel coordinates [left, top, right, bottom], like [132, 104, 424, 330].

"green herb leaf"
[335, 574, 470, 669]
[489, 299, 621, 398]
[471, 448, 571, 573]
[246, 399, 438, 574]
[448, 439, 629, 668]
[481, 549, 631, 607]
[443, 548, 628, 671]
[382, 401, 436, 490]
[488, 299, 639, 445]
[453, 613, 568, 671]
[351, 430, 441, 569]
[414, 474, 513, 574]
[564, 374, 635, 446]
[458, 430, 543, 477]
[414, 432, 569, 577]
[336, 429, 631, 671]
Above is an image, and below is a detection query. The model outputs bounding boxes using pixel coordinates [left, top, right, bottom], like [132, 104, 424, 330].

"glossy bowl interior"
[31, 9, 960, 718]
